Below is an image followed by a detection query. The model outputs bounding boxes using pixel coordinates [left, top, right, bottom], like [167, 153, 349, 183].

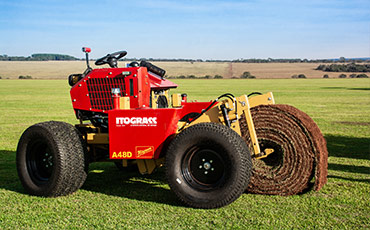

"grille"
[87, 77, 126, 111]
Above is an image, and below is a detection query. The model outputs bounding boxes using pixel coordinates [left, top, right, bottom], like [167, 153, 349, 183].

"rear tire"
[166, 123, 252, 208]
[16, 121, 88, 197]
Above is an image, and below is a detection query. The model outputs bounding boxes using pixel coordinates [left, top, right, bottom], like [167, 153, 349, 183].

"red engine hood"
[148, 72, 178, 90]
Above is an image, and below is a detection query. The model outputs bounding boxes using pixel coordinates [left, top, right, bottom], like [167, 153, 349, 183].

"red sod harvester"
[16, 48, 328, 209]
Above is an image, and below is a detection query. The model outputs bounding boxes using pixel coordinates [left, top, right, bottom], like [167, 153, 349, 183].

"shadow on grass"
[325, 134, 370, 184]
[325, 134, 370, 160]
[81, 162, 181, 206]
[328, 163, 370, 184]
[0, 150, 180, 206]
[328, 163, 370, 175]
[0, 150, 25, 193]
[320, 87, 347, 90]
[347, 87, 370, 91]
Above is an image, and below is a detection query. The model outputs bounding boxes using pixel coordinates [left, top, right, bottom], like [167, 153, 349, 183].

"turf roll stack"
[240, 104, 328, 195]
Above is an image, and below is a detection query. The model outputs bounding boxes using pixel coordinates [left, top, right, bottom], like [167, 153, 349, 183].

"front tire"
[166, 123, 252, 208]
[16, 121, 88, 197]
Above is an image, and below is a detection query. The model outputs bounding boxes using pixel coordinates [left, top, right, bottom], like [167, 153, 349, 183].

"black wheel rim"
[182, 146, 226, 190]
[26, 139, 54, 185]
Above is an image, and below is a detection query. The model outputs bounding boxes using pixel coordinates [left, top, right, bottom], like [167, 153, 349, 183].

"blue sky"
[0, 0, 369, 60]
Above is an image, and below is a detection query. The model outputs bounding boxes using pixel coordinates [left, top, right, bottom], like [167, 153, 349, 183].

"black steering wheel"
[95, 50, 127, 68]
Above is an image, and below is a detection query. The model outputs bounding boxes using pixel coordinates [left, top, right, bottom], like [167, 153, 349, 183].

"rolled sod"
[240, 104, 328, 195]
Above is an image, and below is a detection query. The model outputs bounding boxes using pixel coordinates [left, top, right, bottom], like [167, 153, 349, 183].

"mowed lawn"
[0, 79, 369, 229]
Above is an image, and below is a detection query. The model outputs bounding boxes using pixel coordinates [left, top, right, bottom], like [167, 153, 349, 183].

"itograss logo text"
[116, 117, 157, 127]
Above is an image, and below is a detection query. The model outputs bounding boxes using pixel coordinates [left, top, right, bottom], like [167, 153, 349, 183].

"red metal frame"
[108, 102, 212, 159]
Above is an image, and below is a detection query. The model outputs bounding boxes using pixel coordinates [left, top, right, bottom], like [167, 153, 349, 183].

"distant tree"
[241, 71, 251, 78]
[178, 75, 186, 79]
[31, 54, 78, 61]
[339, 57, 346, 63]
[316, 65, 325, 70]
[0, 76, 2, 79]
[298, 74, 306, 78]
[323, 74, 329, 78]
[240, 71, 256, 79]
[214, 75, 223, 79]
[291, 75, 298, 79]
[187, 75, 196, 79]
[356, 74, 369, 78]
[338, 74, 347, 78]
[349, 74, 357, 78]
[19, 75, 32, 79]
[203, 75, 211, 79]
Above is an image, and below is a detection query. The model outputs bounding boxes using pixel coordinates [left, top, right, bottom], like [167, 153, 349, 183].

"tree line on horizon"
[316, 63, 370, 72]
[1, 54, 369, 63]
[134, 57, 370, 63]
[0, 54, 78, 61]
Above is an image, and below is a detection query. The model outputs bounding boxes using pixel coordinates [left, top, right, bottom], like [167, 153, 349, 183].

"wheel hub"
[199, 159, 215, 175]
[42, 153, 53, 168]
[183, 147, 226, 189]
[203, 161, 211, 170]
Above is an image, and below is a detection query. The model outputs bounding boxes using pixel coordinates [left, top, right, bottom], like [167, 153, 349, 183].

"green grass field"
[0, 79, 369, 229]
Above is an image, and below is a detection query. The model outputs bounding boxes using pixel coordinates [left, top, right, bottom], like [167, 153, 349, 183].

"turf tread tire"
[166, 123, 252, 209]
[16, 121, 88, 197]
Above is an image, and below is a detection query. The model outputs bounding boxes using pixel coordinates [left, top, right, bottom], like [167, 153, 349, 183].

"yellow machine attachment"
[178, 92, 275, 159]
